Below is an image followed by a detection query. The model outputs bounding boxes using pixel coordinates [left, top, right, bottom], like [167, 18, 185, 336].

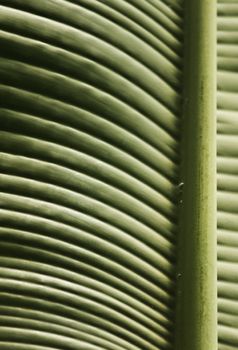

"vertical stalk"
[175, 1, 217, 350]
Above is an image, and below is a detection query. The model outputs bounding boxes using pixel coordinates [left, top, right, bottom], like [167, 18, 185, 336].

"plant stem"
[175, 0, 217, 349]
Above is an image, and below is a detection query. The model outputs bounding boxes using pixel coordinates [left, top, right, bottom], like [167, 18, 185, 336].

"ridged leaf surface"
[0, 1, 183, 349]
[217, 1, 238, 349]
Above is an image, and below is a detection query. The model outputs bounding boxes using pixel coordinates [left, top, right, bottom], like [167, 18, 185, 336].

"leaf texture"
[0, 1, 184, 349]
[217, 1, 238, 349]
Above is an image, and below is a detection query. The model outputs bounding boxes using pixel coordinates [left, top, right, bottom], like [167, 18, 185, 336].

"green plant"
[0, 1, 237, 350]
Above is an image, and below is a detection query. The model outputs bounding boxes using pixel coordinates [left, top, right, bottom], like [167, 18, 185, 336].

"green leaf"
[217, 2, 238, 349]
[0, 1, 182, 349]
[0, 1, 237, 350]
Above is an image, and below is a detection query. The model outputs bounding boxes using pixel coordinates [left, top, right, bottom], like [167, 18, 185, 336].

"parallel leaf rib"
[218, 2, 238, 348]
[0, 1, 183, 349]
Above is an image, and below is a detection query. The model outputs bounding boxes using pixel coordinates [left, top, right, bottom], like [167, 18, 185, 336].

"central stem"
[175, 0, 217, 349]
